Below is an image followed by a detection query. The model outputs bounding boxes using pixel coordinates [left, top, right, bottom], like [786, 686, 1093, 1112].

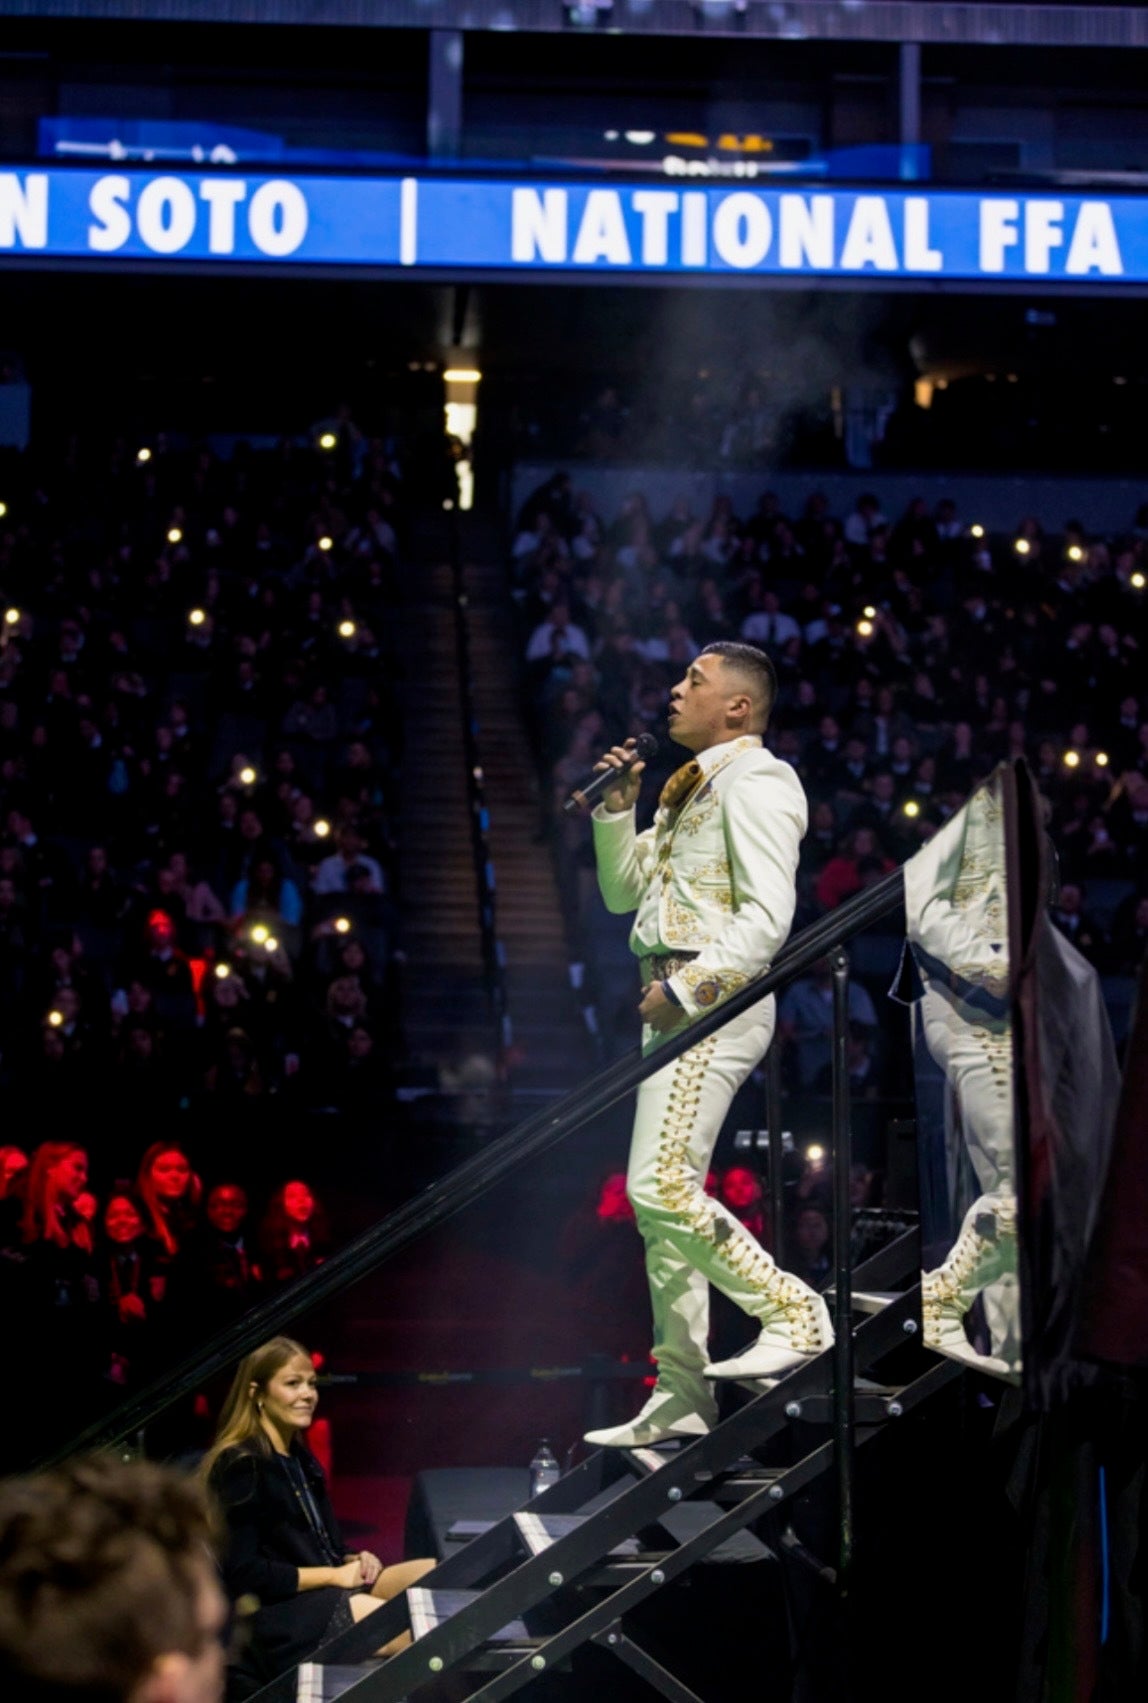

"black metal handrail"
[37, 864, 905, 1468]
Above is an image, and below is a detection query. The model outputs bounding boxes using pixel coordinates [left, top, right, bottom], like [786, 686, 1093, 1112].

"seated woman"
[202, 1335, 433, 1699]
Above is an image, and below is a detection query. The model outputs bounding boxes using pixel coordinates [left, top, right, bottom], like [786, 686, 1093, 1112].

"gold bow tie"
[660, 761, 703, 812]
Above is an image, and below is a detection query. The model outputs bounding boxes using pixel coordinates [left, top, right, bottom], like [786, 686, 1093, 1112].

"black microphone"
[563, 733, 657, 815]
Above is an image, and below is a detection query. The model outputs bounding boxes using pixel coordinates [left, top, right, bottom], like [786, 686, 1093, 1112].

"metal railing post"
[831, 945, 855, 1605]
[766, 1043, 785, 1266]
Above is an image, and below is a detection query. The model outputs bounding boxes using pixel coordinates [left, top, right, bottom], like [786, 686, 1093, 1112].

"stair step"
[297, 1662, 384, 1703]
[408, 1587, 534, 1647]
[514, 1511, 643, 1558]
[824, 1289, 902, 1314]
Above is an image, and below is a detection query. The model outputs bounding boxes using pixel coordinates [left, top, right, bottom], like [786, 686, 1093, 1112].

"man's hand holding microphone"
[585, 735, 684, 1035]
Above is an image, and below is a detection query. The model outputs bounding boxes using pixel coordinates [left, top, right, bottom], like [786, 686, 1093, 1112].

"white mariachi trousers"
[918, 993, 1018, 1358]
[627, 995, 820, 1415]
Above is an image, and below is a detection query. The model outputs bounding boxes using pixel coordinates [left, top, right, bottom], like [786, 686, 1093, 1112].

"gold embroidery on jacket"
[674, 962, 751, 1005]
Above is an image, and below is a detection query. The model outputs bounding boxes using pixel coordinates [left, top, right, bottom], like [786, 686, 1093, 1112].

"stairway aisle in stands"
[396, 519, 492, 1076]
[460, 515, 594, 1095]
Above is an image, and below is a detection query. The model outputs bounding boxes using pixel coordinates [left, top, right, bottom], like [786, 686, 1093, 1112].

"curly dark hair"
[0, 1455, 219, 1702]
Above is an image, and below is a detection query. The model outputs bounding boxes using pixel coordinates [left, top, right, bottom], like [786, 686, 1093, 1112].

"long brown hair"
[134, 1141, 202, 1257]
[20, 1142, 89, 1249]
[198, 1335, 314, 1485]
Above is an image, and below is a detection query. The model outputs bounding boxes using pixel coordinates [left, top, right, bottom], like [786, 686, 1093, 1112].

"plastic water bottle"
[529, 1440, 561, 1499]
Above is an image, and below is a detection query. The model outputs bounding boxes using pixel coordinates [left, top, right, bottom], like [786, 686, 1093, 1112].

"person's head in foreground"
[0, 1454, 225, 1703]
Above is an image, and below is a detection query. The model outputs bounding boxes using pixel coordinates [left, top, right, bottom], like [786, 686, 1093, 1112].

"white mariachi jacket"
[592, 735, 808, 1020]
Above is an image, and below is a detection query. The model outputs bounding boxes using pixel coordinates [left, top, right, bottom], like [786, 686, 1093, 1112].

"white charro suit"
[593, 734, 828, 1422]
[903, 777, 1018, 1375]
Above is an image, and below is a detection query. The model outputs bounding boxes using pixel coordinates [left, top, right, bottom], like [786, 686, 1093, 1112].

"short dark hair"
[0, 1456, 217, 1702]
[699, 641, 779, 730]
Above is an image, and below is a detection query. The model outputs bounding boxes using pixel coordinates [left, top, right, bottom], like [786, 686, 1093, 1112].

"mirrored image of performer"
[582, 642, 832, 1448]
[901, 777, 1019, 1379]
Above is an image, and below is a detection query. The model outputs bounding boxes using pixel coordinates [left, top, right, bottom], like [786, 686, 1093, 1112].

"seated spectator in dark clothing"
[833, 735, 873, 798]
[33, 936, 104, 1025]
[231, 855, 304, 950]
[1108, 891, 1148, 974]
[7, 1142, 103, 1452]
[803, 800, 839, 871]
[175, 1181, 263, 1334]
[204, 1026, 268, 1101]
[100, 1188, 164, 1387]
[312, 825, 386, 896]
[813, 828, 896, 911]
[135, 1141, 203, 1294]
[336, 1022, 392, 1114]
[1106, 771, 1148, 878]
[789, 1206, 832, 1291]
[814, 1021, 881, 1100]
[260, 1180, 330, 1287]
[803, 716, 844, 790]
[780, 964, 878, 1089]
[126, 909, 198, 1029]
[116, 1021, 182, 1125]
[202, 1336, 434, 1699]
[1048, 881, 1107, 967]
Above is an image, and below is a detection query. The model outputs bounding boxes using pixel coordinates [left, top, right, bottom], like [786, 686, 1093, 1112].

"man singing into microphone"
[584, 642, 832, 1448]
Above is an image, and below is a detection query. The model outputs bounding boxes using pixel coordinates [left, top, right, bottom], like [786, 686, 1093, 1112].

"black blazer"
[210, 1442, 349, 1688]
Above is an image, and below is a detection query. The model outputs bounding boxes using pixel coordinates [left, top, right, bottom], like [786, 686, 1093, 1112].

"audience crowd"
[0, 420, 404, 1142]
[516, 472, 1148, 1082]
[0, 1130, 335, 1448]
[0, 417, 406, 1452]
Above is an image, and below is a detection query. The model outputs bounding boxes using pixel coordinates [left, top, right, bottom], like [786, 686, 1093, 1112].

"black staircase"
[257, 1232, 959, 1703]
[40, 858, 958, 1703]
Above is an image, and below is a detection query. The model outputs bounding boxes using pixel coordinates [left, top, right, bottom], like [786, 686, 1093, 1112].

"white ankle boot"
[704, 1285, 834, 1382]
[584, 1387, 716, 1448]
[921, 1196, 1018, 1378]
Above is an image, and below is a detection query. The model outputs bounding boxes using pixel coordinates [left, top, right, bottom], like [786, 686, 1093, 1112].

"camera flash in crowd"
[318, 431, 337, 450]
[337, 619, 356, 639]
[970, 523, 985, 539]
[806, 1144, 825, 1164]
[903, 799, 921, 818]
[318, 535, 334, 552]
[188, 608, 206, 627]
[167, 527, 183, 545]
[1066, 544, 1085, 563]
[863, 605, 876, 619]
[313, 818, 331, 838]
[238, 765, 257, 786]
[47, 1008, 63, 1027]
[137, 447, 152, 464]
[1063, 749, 1081, 769]
[1095, 750, 1110, 767]
[264, 936, 279, 954]
[856, 619, 874, 638]
[334, 916, 351, 935]
[4, 607, 19, 626]
[250, 923, 269, 945]
[1131, 571, 1147, 590]
[214, 962, 231, 980]
[1014, 537, 1031, 556]
[0, 502, 9, 519]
